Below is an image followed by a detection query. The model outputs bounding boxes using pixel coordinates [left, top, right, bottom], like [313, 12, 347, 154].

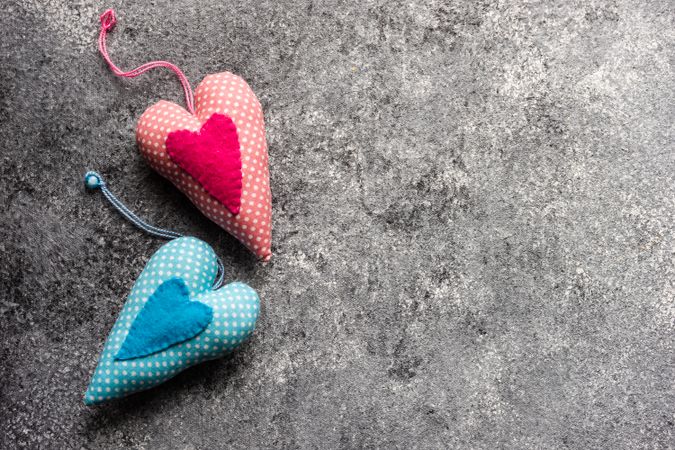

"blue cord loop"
[84, 171, 225, 289]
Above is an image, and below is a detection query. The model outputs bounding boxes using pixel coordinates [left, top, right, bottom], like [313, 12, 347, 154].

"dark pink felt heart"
[165, 113, 243, 215]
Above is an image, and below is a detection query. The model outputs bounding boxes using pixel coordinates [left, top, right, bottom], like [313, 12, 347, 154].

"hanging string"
[97, 9, 196, 115]
[84, 171, 225, 289]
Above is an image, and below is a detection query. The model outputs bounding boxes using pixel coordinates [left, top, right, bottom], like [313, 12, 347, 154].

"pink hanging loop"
[97, 9, 196, 114]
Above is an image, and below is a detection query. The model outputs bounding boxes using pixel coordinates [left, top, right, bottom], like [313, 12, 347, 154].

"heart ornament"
[136, 74, 272, 261]
[84, 237, 259, 405]
[98, 10, 272, 261]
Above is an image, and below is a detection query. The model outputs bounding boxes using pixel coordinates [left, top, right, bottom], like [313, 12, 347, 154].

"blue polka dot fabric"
[84, 237, 259, 405]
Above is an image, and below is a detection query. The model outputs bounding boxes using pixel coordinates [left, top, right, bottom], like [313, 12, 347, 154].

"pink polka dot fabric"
[136, 72, 272, 261]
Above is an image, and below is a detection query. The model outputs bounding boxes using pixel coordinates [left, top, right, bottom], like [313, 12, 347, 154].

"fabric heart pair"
[83, 9, 271, 404]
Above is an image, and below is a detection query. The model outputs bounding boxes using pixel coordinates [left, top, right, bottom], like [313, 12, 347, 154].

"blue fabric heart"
[115, 277, 213, 360]
[84, 237, 259, 405]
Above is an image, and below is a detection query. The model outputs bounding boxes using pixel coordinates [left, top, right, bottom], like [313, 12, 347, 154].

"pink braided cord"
[98, 9, 195, 114]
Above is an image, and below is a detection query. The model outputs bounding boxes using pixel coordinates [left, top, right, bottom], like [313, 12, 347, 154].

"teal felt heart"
[84, 237, 259, 405]
[115, 278, 213, 360]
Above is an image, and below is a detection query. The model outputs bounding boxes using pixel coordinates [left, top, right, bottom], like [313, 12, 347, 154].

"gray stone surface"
[1, 0, 674, 448]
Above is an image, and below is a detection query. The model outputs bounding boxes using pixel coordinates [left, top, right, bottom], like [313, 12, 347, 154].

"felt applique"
[115, 277, 213, 360]
[165, 113, 243, 215]
[83, 172, 260, 405]
[98, 9, 272, 261]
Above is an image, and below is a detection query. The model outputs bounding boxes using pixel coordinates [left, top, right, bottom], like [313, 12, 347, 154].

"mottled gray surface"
[1, 0, 673, 448]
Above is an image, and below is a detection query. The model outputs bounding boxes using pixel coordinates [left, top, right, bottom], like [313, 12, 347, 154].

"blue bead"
[84, 172, 101, 189]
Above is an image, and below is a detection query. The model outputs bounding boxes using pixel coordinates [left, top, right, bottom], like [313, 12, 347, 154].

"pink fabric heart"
[136, 73, 272, 261]
[166, 113, 242, 215]
[95, 12, 272, 260]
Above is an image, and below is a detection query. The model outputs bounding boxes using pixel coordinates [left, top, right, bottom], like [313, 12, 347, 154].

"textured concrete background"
[1, 0, 674, 448]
